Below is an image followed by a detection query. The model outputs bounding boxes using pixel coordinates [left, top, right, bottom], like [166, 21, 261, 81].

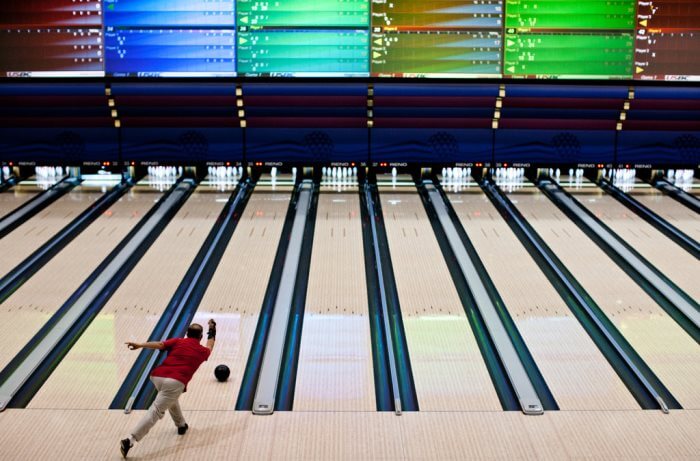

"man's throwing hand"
[125, 342, 141, 350]
[207, 319, 217, 340]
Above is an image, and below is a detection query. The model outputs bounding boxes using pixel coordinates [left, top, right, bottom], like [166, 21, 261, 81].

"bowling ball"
[214, 364, 230, 382]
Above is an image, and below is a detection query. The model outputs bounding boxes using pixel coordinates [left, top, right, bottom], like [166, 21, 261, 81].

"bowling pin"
[391, 167, 397, 177]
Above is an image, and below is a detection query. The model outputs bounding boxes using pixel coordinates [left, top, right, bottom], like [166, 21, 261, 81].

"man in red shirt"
[120, 319, 216, 458]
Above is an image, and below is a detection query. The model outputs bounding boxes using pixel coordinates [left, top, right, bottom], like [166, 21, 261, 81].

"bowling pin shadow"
[135, 421, 241, 460]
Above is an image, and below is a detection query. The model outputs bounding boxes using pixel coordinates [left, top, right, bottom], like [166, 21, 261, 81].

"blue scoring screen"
[104, 0, 236, 77]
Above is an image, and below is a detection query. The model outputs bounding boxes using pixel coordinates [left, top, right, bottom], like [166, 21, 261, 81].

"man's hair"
[187, 323, 203, 339]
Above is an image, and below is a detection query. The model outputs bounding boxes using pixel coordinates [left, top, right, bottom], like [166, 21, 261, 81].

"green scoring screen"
[0, 0, 698, 80]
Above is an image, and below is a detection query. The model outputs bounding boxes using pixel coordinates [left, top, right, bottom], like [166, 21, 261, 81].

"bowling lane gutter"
[0, 175, 79, 239]
[419, 177, 554, 415]
[235, 179, 301, 411]
[358, 180, 396, 411]
[0, 177, 137, 303]
[250, 180, 316, 415]
[650, 176, 700, 214]
[591, 175, 699, 258]
[0, 177, 196, 411]
[0, 174, 20, 194]
[112, 178, 255, 412]
[534, 175, 700, 342]
[363, 177, 419, 413]
[481, 176, 679, 412]
[273, 181, 320, 411]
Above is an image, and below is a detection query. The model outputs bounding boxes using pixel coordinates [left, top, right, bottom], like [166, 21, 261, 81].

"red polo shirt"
[151, 337, 211, 390]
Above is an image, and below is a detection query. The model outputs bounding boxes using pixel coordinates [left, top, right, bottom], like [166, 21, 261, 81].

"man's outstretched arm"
[125, 341, 165, 351]
[206, 319, 216, 351]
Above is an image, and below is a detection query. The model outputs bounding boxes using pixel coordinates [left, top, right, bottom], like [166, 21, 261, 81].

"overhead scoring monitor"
[0, 1, 697, 80]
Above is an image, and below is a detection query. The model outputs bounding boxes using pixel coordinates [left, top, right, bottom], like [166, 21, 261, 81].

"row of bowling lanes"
[0, 168, 697, 414]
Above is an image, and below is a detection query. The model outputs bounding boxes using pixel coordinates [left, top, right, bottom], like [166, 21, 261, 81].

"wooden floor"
[0, 181, 163, 370]
[626, 181, 700, 242]
[1, 177, 699, 459]
[0, 178, 43, 218]
[0, 408, 698, 460]
[511, 184, 700, 409]
[27, 183, 232, 409]
[293, 185, 376, 411]
[182, 183, 293, 411]
[447, 187, 640, 411]
[562, 179, 700, 300]
[379, 182, 502, 411]
[0, 183, 105, 279]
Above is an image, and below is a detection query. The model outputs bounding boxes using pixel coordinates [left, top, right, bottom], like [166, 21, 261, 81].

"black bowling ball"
[214, 364, 230, 382]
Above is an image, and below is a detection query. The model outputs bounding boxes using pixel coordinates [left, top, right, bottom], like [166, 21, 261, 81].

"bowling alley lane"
[291, 185, 376, 411]
[0, 177, 45, 217]
[560, 177, 700, 300]
[0, 178, 165, 377]
[177, 181, 294, 411]
[28, 180, 233, 409]
[0, 182, 107, 280]
[378, 179, 502, 411]
[622, 179, 700, 242]
[692, 177, 700, 196]
[446, 185, 639, 410]
[510, 182, 700, 409]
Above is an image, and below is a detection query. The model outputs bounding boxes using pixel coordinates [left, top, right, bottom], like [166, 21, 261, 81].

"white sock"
[128, 435, 136, 446]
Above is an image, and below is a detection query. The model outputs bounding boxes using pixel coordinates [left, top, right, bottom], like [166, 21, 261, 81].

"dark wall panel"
[0, 127, 118, 164]
[371, 128, 492, 164]
[617, 131, 700, 166]
[121, 127, 243, 164]
[246, 128, 368, 163]
[495, 129, 615, 165]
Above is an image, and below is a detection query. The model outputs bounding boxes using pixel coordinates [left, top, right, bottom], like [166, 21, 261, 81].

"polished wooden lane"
[448, 187, 640, 410]
[0, 408, 697, 460]
[0, 178, 44, 218]
[562, 178, 700, 300]
[27, 184, 232, 409]
[0, 180, 163, 383]
[181, 183, 293, 411]
[511, 184, 700, 409]
[0, 184, 105, 279]
[692, 177, 700, 196]
[625, 180, 700, 242]
[293, 185, 376, 411]
[379, 181, 502, 411]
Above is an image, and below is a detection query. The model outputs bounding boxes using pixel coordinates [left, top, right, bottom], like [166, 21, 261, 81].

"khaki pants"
[131, 376, 186, 441]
